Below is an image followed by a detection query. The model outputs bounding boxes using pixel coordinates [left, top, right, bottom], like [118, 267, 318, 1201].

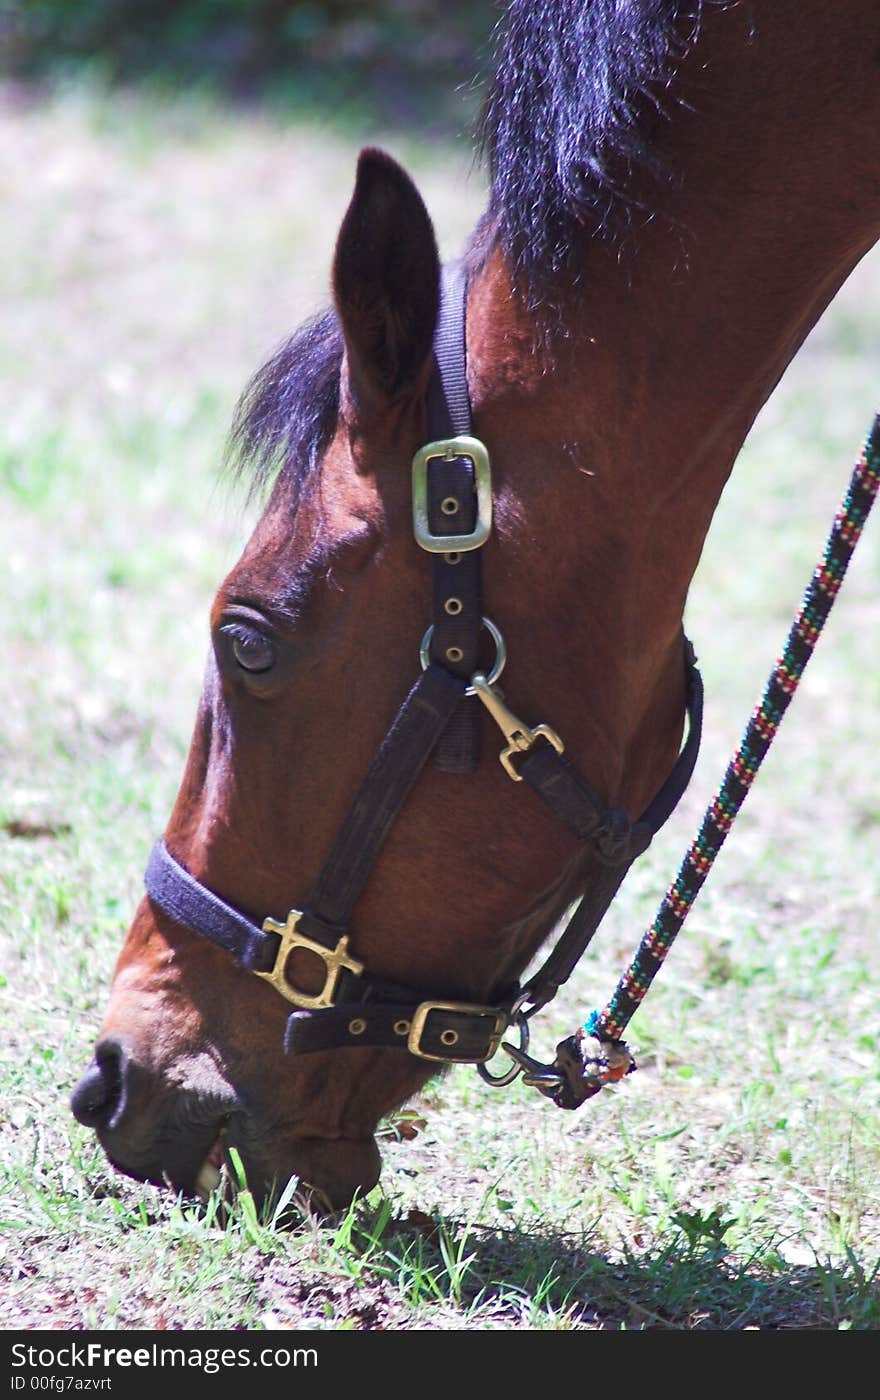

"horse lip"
[97, 1105, 239, 1198]
[195, 1132, 229, 1199]
[98, 1105, 368, 1213]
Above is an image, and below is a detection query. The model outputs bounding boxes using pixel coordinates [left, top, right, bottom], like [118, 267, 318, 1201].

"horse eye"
[220, 622, 277, 675]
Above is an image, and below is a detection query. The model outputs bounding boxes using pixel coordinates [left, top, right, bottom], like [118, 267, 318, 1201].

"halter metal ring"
[477, 1011, 530, 1087]
[419, 616, 507, 692]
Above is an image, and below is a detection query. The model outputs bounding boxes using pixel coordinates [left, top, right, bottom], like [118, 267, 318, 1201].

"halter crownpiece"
[144, 264, 704, 1101]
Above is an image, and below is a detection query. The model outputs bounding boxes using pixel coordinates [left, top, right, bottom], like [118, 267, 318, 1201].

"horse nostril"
[70, 1040, 131, 1130]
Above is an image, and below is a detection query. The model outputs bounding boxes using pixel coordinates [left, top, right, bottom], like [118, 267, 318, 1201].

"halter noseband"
[143, 266, 703, 1094]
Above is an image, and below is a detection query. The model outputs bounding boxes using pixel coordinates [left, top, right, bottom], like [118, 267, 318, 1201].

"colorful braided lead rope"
[587, 409, 880, 1050]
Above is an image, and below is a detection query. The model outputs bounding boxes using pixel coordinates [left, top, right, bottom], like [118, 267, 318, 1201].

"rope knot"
[550, 1026, 636, 1109]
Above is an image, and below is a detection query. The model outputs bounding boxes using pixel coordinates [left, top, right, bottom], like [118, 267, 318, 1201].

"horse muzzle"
[70, 1037, 379, 1210]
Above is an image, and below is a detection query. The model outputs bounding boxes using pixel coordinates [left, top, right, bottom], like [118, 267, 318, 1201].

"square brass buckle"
[411, 436, 492, 553]
[408, 1001, 507, 1064]
[257, 910, 364, 1010]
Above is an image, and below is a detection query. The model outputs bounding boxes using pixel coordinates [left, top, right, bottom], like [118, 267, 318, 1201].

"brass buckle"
[412, 436, 492, 553]
[257, 910, 364, 1009]
[470, 673, 565, 781]
[407, 1001, 508, 1064]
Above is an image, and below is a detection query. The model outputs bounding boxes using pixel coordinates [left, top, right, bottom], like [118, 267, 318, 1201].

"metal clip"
[500, 1043, 566, 1098]
[471, 672, 565, 781]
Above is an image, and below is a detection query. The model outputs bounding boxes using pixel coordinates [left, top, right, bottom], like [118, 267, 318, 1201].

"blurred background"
[0, 1, 493, 775]
[1, 1, 494, 128]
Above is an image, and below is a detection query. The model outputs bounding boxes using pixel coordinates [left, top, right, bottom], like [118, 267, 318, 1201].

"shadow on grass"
[12, 1157, 876, 1330]
[339, 1204, 880, 1330]
[185, 1173, 878, 1330]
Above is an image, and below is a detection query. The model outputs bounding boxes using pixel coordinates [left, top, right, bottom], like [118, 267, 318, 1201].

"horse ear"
[332, 148, 440, 410]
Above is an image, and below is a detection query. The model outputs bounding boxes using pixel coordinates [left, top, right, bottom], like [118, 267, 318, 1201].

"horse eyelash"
[219, 620, 272, 646]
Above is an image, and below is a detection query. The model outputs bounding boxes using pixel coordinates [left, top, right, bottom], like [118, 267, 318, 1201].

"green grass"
[0, 80, 878, 1331]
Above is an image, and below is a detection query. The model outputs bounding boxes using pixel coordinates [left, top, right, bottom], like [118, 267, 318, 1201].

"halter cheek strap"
[143, 264, 704, 1070]
[423, 264, 484, 771]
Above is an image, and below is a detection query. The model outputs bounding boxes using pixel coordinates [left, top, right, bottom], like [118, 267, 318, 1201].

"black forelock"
[225, 308, 343, 502]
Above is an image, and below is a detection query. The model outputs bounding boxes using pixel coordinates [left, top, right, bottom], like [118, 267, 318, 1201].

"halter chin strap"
[143, 264, 703, 1071]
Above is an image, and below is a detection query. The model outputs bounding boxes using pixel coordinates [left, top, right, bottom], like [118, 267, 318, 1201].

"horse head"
[72, 149, 647, 1207]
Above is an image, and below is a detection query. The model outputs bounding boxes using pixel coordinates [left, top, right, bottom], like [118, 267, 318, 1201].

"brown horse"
[71, 0, 880, 1209]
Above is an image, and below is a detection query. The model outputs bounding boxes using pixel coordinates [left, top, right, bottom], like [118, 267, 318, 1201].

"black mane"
[478, 0, 706, 294]
[230, 1, 703, 493]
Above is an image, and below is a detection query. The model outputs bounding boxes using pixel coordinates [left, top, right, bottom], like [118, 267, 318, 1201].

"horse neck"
[462, 0, 880, 815]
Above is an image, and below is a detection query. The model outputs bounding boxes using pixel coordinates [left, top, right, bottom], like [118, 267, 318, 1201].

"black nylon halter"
[144, 266, 703, 1075]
